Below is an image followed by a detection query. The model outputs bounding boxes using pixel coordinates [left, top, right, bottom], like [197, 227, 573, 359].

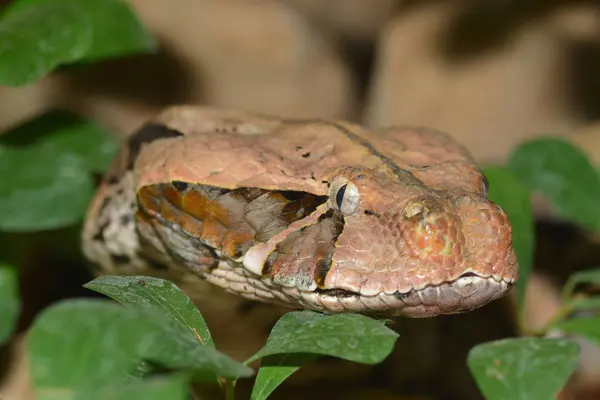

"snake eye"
[330, 179, 359, 215]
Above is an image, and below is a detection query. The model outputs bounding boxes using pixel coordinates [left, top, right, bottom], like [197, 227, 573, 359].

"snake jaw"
[297, 272, 514, 317]
[390, 274, 514, 317]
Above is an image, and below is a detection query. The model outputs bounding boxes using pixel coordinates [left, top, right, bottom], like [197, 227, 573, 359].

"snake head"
[297, 166, 518, 317]
[112, 111, 518, 318]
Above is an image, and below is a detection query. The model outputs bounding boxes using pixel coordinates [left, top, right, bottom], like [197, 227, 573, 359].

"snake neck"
[82, 172, 146, 276]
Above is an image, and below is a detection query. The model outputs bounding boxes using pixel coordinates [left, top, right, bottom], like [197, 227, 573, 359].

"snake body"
[82, 106, 518, 317]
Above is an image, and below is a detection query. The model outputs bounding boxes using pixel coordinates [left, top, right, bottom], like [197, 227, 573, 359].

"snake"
[82, 106, 518, 318]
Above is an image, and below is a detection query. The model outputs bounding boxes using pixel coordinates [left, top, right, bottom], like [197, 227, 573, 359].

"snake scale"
[82, 106, 518, 318]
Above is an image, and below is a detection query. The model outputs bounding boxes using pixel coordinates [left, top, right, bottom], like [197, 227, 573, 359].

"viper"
[82, 106, 518, 318]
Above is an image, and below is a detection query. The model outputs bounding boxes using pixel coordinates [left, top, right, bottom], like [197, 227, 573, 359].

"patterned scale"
[134, 181, 333, 282]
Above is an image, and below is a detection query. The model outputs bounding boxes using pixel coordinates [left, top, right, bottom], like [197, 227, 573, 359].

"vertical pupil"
[335, 184, 347, 209]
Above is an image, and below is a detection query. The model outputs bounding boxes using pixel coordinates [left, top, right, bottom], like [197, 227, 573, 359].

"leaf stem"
[224, 379, 236, 400]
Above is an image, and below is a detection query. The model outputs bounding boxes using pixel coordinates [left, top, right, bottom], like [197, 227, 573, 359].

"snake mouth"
[306, 272, 514, 317]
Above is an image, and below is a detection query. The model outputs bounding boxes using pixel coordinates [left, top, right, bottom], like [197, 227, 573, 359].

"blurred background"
[2, 0, 600, 399]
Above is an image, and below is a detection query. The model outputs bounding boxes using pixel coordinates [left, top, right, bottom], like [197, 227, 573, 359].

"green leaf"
[562, 268, 600, 303]
[69, 0, 157, 63]
[128, 360, 155, 381]
[82, 277, 252, 380]
[85, 374, 188, 400]
[0, 145, 93, 231]
[1, 110, 119, 172]
[0, 265, 20, 344]
[0, 111, 119, 231]
[28, 299, 163, 400]
[0, 0, 156, 86]
[508, 138, 600, 232]
[483, 166, 534, 314]
[556, 317, 600, 348]
[468, 337, 579, 400]
[142, 337, 252, 383]
[0, 0, 89, 86]
[247, 311, 398, 365]
[84, 275, 213, 348]
[27, 299, 251, 400]
[247, 311, 398, 398]
[251, 353, 318, 400]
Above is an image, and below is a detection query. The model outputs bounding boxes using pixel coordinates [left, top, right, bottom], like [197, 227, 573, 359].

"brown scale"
[137, 185, 161, 215]
[245, 192, 290, 241]
[264, 210, 345, 288]
[279, 191, 326, 224]
[403, 209, 462, 266]
[137, 182, 329, 263]
[313, 218, 342, 287]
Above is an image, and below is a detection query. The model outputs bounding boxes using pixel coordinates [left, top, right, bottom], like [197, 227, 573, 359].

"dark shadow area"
[535, 218, 600, 289]
[566, 38, 600, 120]
[434, 0, 594, 62]
[402, 0, 600, 122]
[55, 37, 198, 109]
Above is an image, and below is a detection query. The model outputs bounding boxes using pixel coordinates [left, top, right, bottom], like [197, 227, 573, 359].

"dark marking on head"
[110, 253, 132, 265]
[127, 123, 184, 169]
[326, 122, 423, 186]
[280, 191, 304, 202]
[172, 180, 189, 192]
[364, 209, 382, 218]
[314, 252, 334, 288]
[314, 210, 344, 287]
[107, 175, 120, 185]
[205, 185, 229, 198]
[97, 197, 112, 217]
[280, 191, 328, 223]
[92, 220, 109, 242]
[318, 208, 335, 222]
[232, 243, 249, 259]
[237, 187, 268, 202]
[394, 291, 411, 300]
[302, 152, 311, 158]
[295, 146, 303, 151]
[204, 246, 221, 271]
[92, 230, 104, 243]
[314, 288, 358, 298]
[120, 214, 132, 226]
[262, 251, 279, 277]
